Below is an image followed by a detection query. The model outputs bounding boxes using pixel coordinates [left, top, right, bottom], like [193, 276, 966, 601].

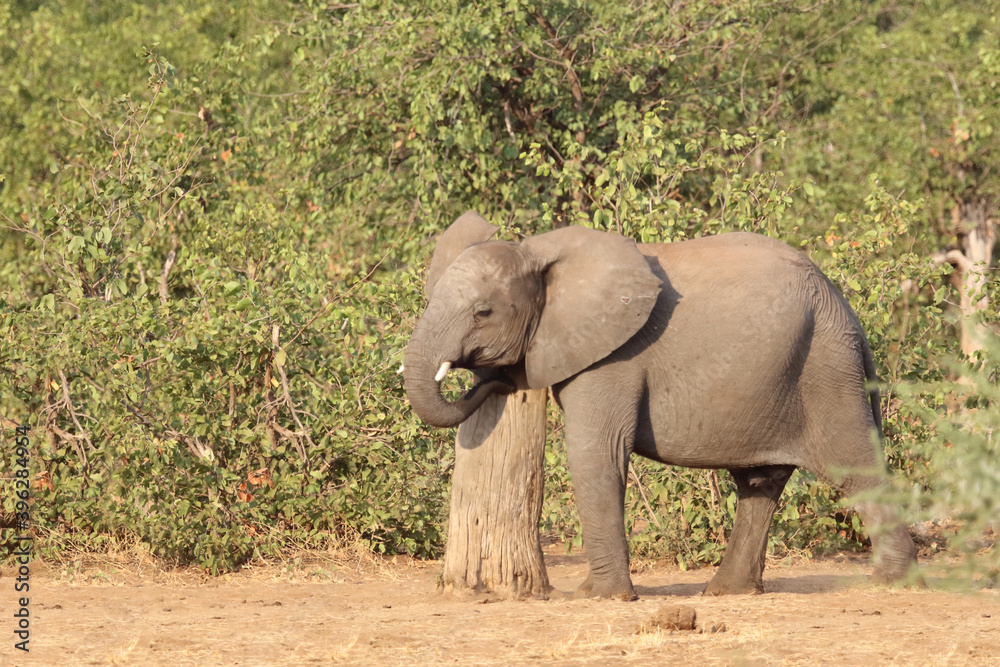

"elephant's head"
[403, 211, 661, 427]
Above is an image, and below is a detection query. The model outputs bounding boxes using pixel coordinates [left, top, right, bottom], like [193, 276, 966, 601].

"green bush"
[893, 341, 1000, 584]
[0, 42, 448, 570]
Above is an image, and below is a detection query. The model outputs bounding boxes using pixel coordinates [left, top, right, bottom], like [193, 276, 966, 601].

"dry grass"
[28, 525, 421, 588]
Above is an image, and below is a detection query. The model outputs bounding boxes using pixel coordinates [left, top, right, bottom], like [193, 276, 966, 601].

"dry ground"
[2, 545, 998, 666]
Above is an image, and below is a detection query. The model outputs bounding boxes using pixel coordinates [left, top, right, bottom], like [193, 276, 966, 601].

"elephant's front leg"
[563, 413, 638, 601]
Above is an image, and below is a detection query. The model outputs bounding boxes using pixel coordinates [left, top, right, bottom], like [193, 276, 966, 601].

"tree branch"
[533, 10, 586, 143]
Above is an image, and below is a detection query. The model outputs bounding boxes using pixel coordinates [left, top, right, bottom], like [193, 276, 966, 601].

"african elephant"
[403, 211, 918, 599]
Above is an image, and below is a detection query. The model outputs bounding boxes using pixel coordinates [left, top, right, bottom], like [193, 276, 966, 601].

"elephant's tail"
[862, 342, 884, 437]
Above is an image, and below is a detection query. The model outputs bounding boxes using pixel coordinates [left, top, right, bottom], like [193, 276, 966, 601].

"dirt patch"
[3, 546, 998, 666]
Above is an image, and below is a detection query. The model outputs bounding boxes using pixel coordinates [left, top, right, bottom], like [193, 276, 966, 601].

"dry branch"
[158, 245, 176, 305]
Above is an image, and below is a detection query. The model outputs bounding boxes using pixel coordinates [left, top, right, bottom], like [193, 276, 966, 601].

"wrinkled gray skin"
[404, 212, 918, 599]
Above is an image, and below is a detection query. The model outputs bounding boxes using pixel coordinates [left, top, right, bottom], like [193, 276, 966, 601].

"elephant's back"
[638, 232, 817, 288]
[637, 232, 848, 330]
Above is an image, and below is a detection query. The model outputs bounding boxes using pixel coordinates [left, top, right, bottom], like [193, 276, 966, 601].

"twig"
[122, 395, 214, 461]
[707, 470, 721, 513]
[271, 323, 312, 463]
[57, 369, 94, 460]
[629, 465, 663, 530]
[159, 243, 177, 305]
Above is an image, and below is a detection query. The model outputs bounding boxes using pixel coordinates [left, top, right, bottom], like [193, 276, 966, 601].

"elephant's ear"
[521, 227, 661, 388]
[425, 211, 499, 297]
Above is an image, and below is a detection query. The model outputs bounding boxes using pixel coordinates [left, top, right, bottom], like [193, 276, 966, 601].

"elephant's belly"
[629, 286, 814, 468]
[634, 372, 809, 469]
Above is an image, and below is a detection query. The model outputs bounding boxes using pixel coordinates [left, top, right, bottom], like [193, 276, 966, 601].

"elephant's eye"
[473, 304, 492, 320]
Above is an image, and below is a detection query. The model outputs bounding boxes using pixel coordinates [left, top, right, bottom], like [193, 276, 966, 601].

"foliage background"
[1, 0, 996, 576]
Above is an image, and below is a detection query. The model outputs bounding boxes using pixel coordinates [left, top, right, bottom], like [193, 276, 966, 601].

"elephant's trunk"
[403, 323, 513, 428]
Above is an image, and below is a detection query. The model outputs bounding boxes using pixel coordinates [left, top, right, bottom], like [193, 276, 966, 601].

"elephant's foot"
[704, 569, 764, 596]
[871, 556, 922, 588]
[871, 554, 912, 585]
[574, 572, 638, 601]
[871, 525, 921, 586]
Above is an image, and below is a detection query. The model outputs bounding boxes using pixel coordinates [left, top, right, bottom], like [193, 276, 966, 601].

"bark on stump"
[442, 387, 549, 599]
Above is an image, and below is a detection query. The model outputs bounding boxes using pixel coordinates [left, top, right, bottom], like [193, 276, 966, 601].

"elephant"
[403, 211, 918, 599]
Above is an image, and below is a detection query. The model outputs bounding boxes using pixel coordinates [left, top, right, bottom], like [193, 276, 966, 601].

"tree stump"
[442, 387, 549, 599]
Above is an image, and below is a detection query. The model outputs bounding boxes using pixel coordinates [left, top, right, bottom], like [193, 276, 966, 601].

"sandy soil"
[3, 546, 998, 666]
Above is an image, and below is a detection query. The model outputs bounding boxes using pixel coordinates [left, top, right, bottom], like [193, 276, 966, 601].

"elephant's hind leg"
[704, 465, 795, 596]
[817, 465, 918, 585]
[805, 396, 917, 583]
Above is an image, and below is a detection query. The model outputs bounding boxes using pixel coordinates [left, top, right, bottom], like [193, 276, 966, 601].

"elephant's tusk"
[434, 361, 452, 382]
[397, 364, 405, 374]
